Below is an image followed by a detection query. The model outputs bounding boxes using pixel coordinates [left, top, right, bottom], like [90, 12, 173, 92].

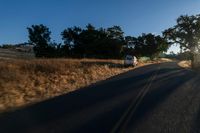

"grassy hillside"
[0, 58, 135, 113]
[0, 48, 35, 59]
[0, 49, 168, 113]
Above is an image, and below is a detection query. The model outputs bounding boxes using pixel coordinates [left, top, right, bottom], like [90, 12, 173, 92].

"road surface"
[0, 62, 200, 133]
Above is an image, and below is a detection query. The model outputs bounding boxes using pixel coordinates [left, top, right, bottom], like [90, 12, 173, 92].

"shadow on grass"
[81, 61, 126, 68]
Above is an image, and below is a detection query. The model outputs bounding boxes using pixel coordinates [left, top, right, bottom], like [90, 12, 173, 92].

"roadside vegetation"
[0, 58, 158, 113]
[26, 24, 169, 59]
[0, 48, 34, 59]
[178, 60, 191, 69]
[163, 14, 200, 70]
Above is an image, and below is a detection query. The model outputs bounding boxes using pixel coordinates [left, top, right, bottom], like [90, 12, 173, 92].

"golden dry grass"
[178, 60, 191, 69]
[0, 58, 137, 113]
[159, 58, 173, 62]
[0, 58, 166, 113]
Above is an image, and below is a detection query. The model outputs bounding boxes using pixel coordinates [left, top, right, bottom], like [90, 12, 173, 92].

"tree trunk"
[191, 53, 200, 70]
[191, 53, 195, 68]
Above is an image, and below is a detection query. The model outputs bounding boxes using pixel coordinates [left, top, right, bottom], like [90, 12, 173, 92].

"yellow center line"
[110, 66, 160, 133]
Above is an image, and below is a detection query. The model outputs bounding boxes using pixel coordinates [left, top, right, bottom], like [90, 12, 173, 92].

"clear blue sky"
[1, 0, 200, 53]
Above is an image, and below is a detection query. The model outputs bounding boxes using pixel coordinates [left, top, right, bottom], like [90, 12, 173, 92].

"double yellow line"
[110, 66, 160, 133]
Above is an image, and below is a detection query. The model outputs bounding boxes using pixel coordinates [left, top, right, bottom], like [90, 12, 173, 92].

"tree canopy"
[27, 24, 169, 59]
[123, 33, 169, 59]
[163, 14, 200, 68]
[163, 14, 200, 53]
[61, 24, 125, 58]
[27, 24, 56, 57]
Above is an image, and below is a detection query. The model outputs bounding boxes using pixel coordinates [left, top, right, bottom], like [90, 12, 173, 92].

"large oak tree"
[163, 14, 200, 68]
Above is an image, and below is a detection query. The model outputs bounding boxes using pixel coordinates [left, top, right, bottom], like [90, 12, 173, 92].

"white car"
[124, 55, 138, 67]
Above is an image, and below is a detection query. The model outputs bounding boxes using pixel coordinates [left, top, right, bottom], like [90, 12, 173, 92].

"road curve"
[0, 62, 200, 133]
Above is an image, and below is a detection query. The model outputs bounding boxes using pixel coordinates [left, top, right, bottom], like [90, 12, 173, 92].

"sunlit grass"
[0, 58, 134, 113]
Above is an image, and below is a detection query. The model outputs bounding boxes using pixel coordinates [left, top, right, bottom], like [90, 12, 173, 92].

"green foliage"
[27, 24, 55, 57]
[27, 24, 169, 59]
[61, 24, 125, 58]
[163, 14, 200, 53]
[107, 26, 124, 41]
[138, 57, 151, 63]
[177, 51, 193, 60]
[163, 14, 200, 68]
[123, 33, 169, 59]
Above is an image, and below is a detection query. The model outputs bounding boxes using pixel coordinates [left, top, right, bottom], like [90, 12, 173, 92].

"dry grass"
[0, 58, 137, 113]
[0, 57, 167, 113]
[159, 58, 173, 62]
[178, 60, 191, 69]
[0, 48, 34, 59]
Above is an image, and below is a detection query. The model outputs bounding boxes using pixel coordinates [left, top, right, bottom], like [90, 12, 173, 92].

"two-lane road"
[0, 62, 200, 133]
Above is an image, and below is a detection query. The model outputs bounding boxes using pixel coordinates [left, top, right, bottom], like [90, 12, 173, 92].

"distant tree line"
[27, 24, 169, 59]
[163, 51, 192, 61]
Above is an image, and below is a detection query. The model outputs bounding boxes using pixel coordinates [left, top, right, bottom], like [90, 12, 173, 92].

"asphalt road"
[0, 62, 200, 133]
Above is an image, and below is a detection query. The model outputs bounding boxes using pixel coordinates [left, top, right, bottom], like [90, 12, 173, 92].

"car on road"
[124, 55, 138, 67]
